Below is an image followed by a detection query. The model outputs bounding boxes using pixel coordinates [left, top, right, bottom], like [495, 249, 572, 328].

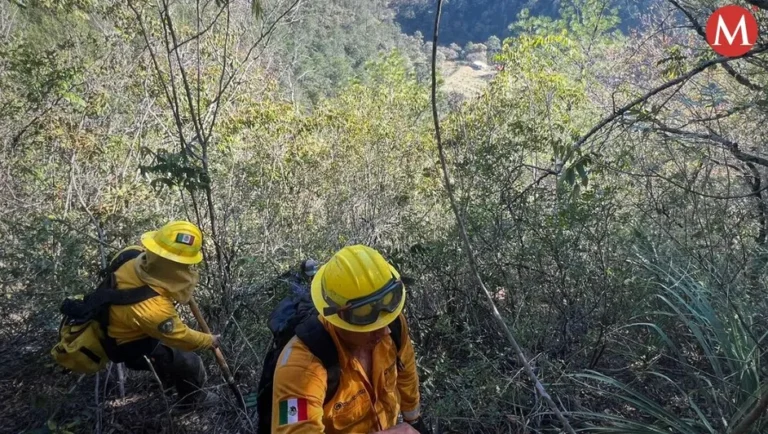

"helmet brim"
[141, 231, 203, 265]
[310, 262, 406, 332]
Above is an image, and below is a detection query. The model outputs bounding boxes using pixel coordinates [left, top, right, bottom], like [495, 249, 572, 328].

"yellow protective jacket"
[271, 314, 421, 434]
[107, 257, 213, 352]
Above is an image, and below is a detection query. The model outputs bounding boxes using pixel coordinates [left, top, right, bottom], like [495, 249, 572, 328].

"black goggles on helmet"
[322, 276, 404, 326]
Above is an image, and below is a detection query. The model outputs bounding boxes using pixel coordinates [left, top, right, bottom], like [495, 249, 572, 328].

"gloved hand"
[407, 417, 432, 434]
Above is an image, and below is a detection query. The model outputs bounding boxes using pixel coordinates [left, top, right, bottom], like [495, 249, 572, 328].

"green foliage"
[572, 249, 766, 433]
[269, 0, 425, 104]
[0, 42, 83, 108]
[139, 148, 211, 193]
[2, 0, 768, 433]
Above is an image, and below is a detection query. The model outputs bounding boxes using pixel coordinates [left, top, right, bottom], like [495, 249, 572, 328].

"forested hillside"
[393, 0, 659, 46]
[2, 0, 768, 433]
[268, 0, 425, 103]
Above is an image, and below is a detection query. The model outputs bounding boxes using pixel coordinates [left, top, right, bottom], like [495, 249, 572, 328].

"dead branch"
[144, 355, 174, 432]
[94, 371, 102, 434]
[127, 0, 188, 146]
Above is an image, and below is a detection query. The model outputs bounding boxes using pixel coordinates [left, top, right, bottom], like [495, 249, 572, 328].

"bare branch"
[171, 3, 227, 53]
[161, 0, 205, 143]
[574, 44, 768, 151]
[653, 124, 768, 168]
[143, 356, 174, 429]
[687, 105, 749, 124]
[204, 0, 232, 145]
[600, 161, 768, 200]
[94, 372, 102, 434]
[128, 0, 187, 146]
[206, 0, 302, 118]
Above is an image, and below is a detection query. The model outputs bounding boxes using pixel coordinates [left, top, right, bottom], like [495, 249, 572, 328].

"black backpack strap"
[390, 314, 403, 352]
[390, 315, 405, 371]
[295, 315, 341, 405]
[104, 283, 159, 305]
[100, 247, 144, 278]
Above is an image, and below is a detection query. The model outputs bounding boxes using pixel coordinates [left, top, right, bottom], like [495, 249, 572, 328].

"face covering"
[134, 250, 199, 303]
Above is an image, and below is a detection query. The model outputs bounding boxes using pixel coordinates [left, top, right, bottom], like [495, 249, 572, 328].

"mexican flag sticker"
[175, 233, 195, 245]
[279, 398, 308, 425]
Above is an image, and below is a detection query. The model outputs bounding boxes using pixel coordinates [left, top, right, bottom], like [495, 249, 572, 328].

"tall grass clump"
[571, 246, 768, 434]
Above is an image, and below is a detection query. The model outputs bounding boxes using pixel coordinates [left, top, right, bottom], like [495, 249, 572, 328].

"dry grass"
[440, 60, 497, 99]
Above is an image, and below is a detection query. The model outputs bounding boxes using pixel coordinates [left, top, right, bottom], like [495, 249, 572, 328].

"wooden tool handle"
[188, 297, 246, 409]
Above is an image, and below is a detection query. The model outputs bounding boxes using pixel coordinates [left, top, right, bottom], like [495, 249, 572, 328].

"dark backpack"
[54, 247, 160, 370]
[255, 290, 403, 434]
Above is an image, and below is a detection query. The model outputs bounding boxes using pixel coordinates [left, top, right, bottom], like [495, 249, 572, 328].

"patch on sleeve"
[157, 318, 174, 335]
[278, 397, 308, 425]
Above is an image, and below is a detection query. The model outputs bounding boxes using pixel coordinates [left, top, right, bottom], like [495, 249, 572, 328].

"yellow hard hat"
[140, 221, 203, 265]
[311, 245, 406, 332]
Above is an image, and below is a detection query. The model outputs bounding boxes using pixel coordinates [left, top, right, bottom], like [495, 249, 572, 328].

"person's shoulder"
[274, 336, 328, 382]
[113, 257, 143, 287]
[276, 336, 325, 369]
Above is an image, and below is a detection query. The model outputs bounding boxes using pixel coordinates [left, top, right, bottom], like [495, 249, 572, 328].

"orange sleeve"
[272, 339, 328, 433]
[395, 315, 421, 422]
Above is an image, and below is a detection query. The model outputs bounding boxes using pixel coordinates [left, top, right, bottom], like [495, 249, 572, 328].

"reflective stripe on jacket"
[271, 313, 421, 433]
[107, 258, 213, 352]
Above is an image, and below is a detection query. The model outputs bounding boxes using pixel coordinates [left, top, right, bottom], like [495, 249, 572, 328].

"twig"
[656, 124, 768, 168]
[204, 0, 303, 118]
[117, 363, 126, 398]
[67, 374, 86, 394]
[429, 1, 577, 433]
[599, 161, 768, 200]
[127, 0, 188, 146]
[144, 355, 174, 431]
[730, 386, 768, 434]
[171, 2, 227, 52]
[230, 316, 262, 361]
[103, 362, 113, 398]
[161, 0, 205, 143]
[48, 217, 116, 249]
[94, 372, 102, 434]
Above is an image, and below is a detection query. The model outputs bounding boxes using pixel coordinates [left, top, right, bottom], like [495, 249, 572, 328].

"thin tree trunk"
[429, 1, 577, 433]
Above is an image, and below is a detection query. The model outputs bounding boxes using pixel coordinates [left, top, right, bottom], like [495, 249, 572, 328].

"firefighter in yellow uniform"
[271, 245, 430, 434]
[105, 221, 220, 407]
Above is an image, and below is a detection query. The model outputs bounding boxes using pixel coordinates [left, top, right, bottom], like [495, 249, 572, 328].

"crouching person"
[104, 220, 220, 408]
